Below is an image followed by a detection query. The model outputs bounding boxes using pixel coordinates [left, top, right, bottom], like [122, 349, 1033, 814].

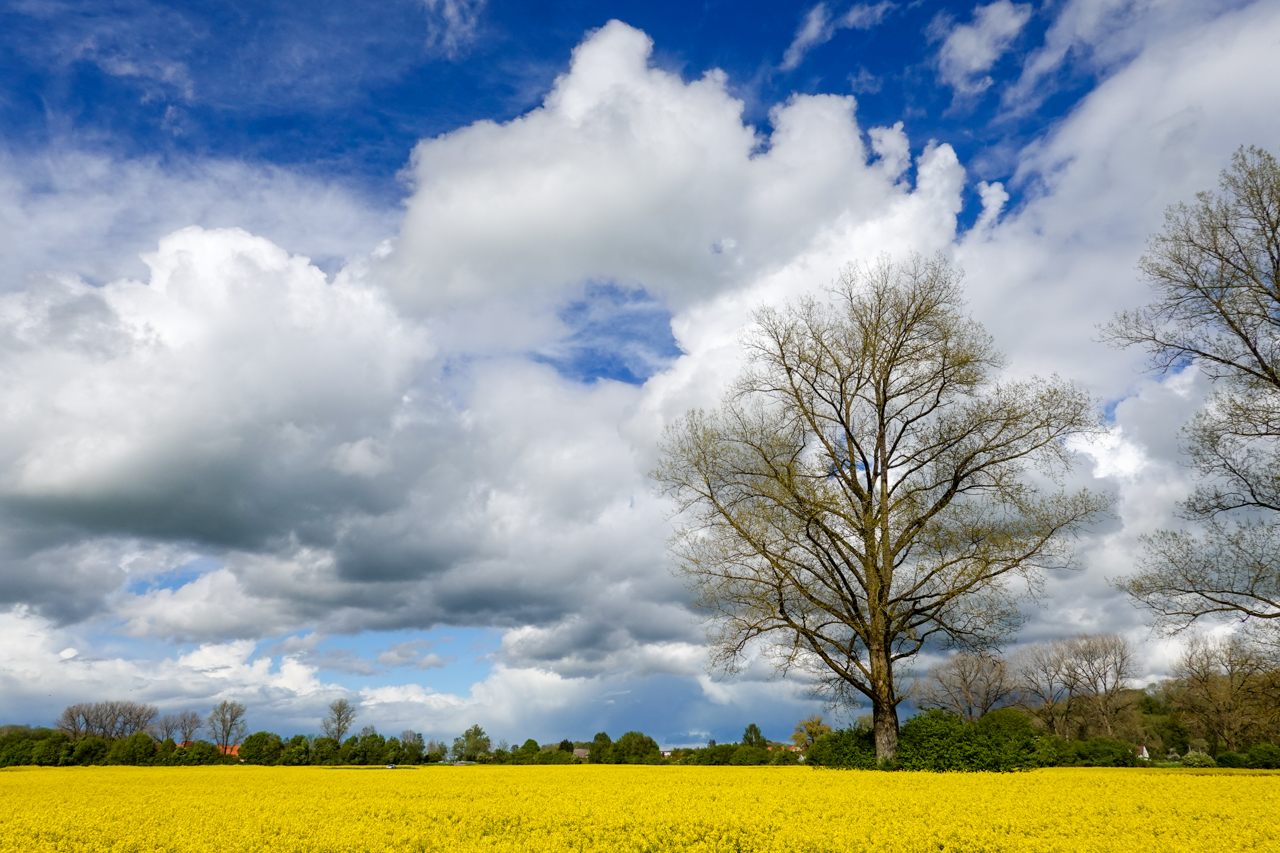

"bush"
[109, 732, 158, 766]
[730, 746, 769, 766]
[1048, 737, 1139, 768]
[239, 732, 284, 765]
[1247, 743, 1280, 769]
[806, 727, 876, 770]
[73, 737, 109, 765]
[31, 733, 72, 766]
[1215, 751, 1248, 768]
[1180, 752, 1216, 768]
[606, 732, 662, 765]
[165, 740, 224, 765]
[769, 747, 800, 765]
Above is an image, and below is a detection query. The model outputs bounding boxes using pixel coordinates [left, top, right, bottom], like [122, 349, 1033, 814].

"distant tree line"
[807, 630, 1280, 771]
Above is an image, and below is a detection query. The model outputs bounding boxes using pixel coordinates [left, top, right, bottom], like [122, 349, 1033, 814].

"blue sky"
[0, 0, 1277, 746]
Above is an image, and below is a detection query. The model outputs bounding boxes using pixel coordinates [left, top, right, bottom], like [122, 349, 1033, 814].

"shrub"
[730, 746, 769, 766]
[31, 733, 72, 766]
[240, 732, 284, 765]
[109, 732, 158, 766]
[769, 747, 800, 765]
[806, 727, 875, 770]
[1180, 752, 1216, 768]
[73, 737, 110, 765]
[1215, 751, 1248, 768]
[1057, 738, 1139, 768]
[1247, 743, 1280, 769]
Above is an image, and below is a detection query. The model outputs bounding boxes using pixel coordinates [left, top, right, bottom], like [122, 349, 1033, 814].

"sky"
[0, 0, 1277, 748]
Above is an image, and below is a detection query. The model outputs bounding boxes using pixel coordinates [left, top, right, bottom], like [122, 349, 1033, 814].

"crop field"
[2, 765, 1278, 852]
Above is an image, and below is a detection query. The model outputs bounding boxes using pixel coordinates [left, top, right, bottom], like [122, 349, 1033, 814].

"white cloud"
[781, 3, 895, 71]
[3, 5, 1280, 739]
[421, 0, 487, 58]
[0, 151, 397, 290]
[934, 1, 1033, 97]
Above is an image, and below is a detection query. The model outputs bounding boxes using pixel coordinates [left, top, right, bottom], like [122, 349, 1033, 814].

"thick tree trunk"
[872, 699, 899, 762]
[869, 642, 899, 761]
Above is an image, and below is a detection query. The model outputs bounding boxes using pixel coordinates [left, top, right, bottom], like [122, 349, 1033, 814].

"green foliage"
[558, 739, 574, 753]
[810, 709, 1039, 772]
[31, 732, 72, 766]
[672, 744, 739, 765]
[587, 732, 613, 764]
[311, 737, 341, 765]
[240, 731, 285, 765]
[729, 746, 769, 765]
[741, 724, 766, 749]
[278, 735, 311, 766]
[109, 732, 158, 766]
[73, 737, 110, 765]
[1247, 743, 1280, 769]
[807, 728, 876, 770]
[608, 731, 662, 764]
[451, 724, 491, 762]
[162, 740, 225, 765]
[1036, 736, 1139, 768]
[1180, 751, 1217, 768]
[350, 729, 386, 765]
[769, 747, 800, 765]
[1216, 751, 1248, 768]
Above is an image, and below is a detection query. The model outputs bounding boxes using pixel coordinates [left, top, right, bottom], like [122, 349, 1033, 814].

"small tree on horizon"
[206, 700, 247, 753]
[321, 698, 357, 743]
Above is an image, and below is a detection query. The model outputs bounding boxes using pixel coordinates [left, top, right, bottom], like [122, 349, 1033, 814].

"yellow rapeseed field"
[2, 765, 1277, 852]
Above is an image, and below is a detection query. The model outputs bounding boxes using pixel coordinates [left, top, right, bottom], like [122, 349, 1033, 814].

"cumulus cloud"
[781, 2, 895, 71]
[3, 5, 1280, 739]
[0, 151, 397, 290]
[932, 1, 1033, 98]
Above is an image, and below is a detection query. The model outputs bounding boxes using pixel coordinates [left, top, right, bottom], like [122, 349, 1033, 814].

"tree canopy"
[654, 255, 1108, 759]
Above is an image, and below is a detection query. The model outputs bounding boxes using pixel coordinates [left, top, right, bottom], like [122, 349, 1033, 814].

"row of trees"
[52, 699, 251, 753]
[652, 145, 1280, 761]
[916, 631, 1280, 758]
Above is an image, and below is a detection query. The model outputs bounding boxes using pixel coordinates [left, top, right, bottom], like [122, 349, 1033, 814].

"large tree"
[206, 700, 247, 753]
[654, 255, 1108, 759]
[1107, 146, 1280, 633]
[321, 698, 357, 743]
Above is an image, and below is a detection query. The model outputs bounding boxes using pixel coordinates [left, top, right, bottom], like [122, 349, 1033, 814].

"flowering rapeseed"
[2, 765, 1276, 852]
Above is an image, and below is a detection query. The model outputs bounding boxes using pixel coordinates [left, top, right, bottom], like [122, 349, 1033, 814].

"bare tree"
[1172, 634, 1277, 752]
[321, 698, 357, 742]
[176, 710, 203, 744]
[152, 714, 181, 742]
[1062, 633, 1138, 738]
[56, 701, 158, 740]
[1106, 147, 1280, 631]
[56, 704, 89, 740]
[917, 651, 1014, 721]
[1011, 640, 1077, 737]
[207, 701, 247, 752]
[654, 256, 1109, 760]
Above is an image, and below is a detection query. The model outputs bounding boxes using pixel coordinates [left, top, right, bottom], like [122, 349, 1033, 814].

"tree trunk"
[869, 642, 899, 761]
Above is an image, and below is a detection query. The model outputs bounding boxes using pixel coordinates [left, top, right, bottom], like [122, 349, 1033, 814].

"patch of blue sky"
[268, 625, 502, 698]
[0, 1, 1109, 215]
[533, 283, 683, 385]
[124, 555, 222, 596]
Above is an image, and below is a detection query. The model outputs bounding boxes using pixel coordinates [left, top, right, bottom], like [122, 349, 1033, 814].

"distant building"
[573, 749, 589, 761]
